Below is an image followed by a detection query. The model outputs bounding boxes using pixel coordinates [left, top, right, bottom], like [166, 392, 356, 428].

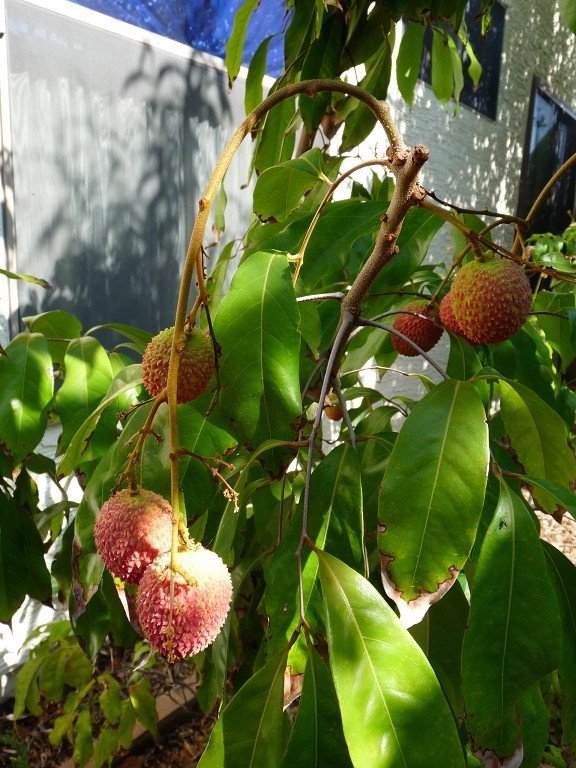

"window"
[418, 0, 506, 120]
[517, 81, 576, 235]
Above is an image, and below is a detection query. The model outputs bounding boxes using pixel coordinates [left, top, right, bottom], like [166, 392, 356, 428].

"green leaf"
[378, 380, 488, 623]
[57, 366, 144, 477]
[431, 27, 454, 105]
[254, 149, 328, 223]
[85, 323, 152, 353]
[99, 673, 123, 725]
[559, 0, 576, 32]
[0, 492, 52, 623]
[253, 96, 297, 175]
[299, 13, 346, 132]
[225, 0, 259, 85]
[23, 309, 83, 366]
[245, 36, 272, 115]
[0, 266, 52, 289]
[128, 677, 158, 740]
[533, 290, 576, 371]
[38, 647, 68, 701]
[317, 550, 466, 768]
[462, 480, 562, 758]
[397, 22, 425, 108]
[197, 647, 289, 767]
[543, 542, 576, 761]
[214, 251, 301, 446]
[55, 337, 114, 450]
[0, 333, 53, 465]
[73, 707, 94, 767]
[499, 380, 576, 513]
[281, 643, 353, 768]
[265, 444, 364, 670]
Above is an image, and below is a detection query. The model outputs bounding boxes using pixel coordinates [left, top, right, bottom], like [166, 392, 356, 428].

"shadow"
[7, 1, 252, 347]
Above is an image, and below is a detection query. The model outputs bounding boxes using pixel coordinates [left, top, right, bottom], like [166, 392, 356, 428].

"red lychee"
[391, 299, 443, 357]
[439, 291, 479, 346]
[94, 488, 173, 585]
[136, 546, 233, 660]
[450, 257, 532, 344]
[142, 326, 214, 403]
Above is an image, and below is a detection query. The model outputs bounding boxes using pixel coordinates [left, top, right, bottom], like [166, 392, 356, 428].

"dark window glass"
[69, 0, 286, 75]
[419, 0, 506, 120]
[517, 82, 576, 234]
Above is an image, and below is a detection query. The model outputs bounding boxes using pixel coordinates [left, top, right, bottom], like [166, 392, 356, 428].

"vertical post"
[0, 0, 19, 343]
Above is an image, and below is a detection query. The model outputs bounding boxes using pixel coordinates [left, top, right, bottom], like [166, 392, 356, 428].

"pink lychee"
[94, 488, 173, 585]
[391, 299, 443, 357]
[136, 547, 233, 659]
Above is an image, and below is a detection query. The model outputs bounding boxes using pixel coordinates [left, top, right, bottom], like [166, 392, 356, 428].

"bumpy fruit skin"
[94, 488, 173, 585]
[450, 258, 532, 344]
[136, 547, 233, 659]
[391, 300, 443, 357]
[439, 292, 478, 346]
[142, 326, 214, 404]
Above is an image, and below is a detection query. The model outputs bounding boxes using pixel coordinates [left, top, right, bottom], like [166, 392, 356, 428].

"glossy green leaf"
[214, 251, 301, 446]
[23, 308, 83, 366]
[0, 333, 53, 465]
[254, 149, 328, 223]
[533, 290, 576, 371]
[85, 323, 152, 353]
[397, 22, 425, 108]
[253, 97, 297, 175]
[0, 491, 52, 622]
[57, 366, 144, 477]
[197, 647, 289, 767]
[378, 380, 488, 621]
[245, 35, 272, 114]
[519, 474, 576, 518]
[55, 336, 114, 450]
[431, 27, 454, 105]
[265, 444, 364, 670]
[299, 13, 346, 132]
[318, 550, 466, 768]
[225, 0, 259, 85]
[499, 380, 576, 513]
[462, 480, 561, 758]
[543, 541, 576, 761]
[99, 673, 123, 725]
[281, 643, 353, 768]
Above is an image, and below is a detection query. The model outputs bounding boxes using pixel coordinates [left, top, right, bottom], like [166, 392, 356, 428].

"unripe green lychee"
[439, 291, 479, 346]
[391, 300, 443, 357]
[94, 488, 173, 585]
[450, 258, 532, 344]
[142, 326, 214, 404]
[136, 546, 233, 660]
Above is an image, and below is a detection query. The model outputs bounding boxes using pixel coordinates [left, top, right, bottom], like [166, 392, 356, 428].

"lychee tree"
[2, 2, 576, 767]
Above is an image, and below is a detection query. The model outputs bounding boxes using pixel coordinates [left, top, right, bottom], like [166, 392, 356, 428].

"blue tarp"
[70, 0, 286, 74]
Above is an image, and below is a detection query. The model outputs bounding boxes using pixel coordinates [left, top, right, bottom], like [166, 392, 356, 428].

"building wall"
[354, 0, 576, 398]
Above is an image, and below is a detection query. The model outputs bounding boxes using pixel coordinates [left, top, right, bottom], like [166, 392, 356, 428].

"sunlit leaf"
[225, 0, 259, 85]
[214, 251, 301, 447]
[378, 380, 488, 623]
[0, 333, 53, 465]
[318, 550, 466, 767]
[499, 379, 576, 513]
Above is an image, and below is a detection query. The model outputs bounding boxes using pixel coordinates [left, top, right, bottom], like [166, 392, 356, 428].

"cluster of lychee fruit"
[94, 488, 232, 659]
[391, 255, 532, 356]
[142, 325, 215, 403]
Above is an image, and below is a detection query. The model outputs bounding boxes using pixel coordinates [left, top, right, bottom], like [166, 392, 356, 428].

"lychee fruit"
[439, 291, 479, 346]
[391, 299, 443, 357]
[94, 488, 173, 585]
[450, 257, 532, 344]
[136, 546, 233, 660]
[142, 326, 214, 403]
